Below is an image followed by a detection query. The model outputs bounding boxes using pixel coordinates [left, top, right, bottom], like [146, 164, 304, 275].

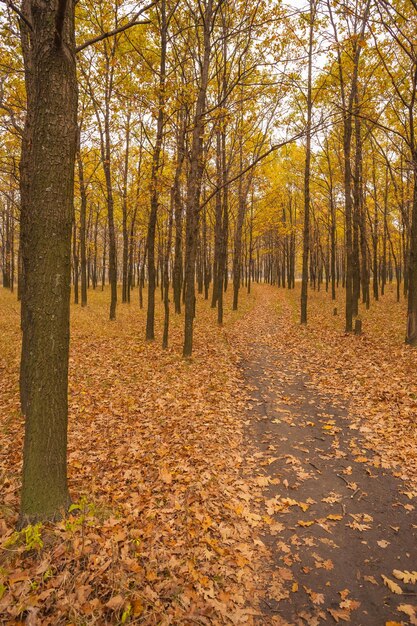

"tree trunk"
[406, 158, 417, 344]
[173, 113, 186, 314]
[76, 140, 88, 307]
[300, 0, 314, 325]
[162, 194, 174, 349]
[146, 0, 167, 340]
[19, 0, 77, 525]
[122, 112, 131, 303]
[72, 218, 79, 304]
[183, 0, 213, 356]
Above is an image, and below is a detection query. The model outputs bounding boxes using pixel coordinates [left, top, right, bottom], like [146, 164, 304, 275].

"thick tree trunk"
[19, 0, 77, 525]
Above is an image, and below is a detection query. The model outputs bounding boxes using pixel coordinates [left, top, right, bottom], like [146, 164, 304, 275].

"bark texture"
[19, 0, 77, 524]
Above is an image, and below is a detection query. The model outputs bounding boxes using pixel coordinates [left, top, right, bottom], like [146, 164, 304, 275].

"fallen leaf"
[328, 608, 351, 622]
[382, 575, 403, 595]
[106, 595, 125, 610]
[393, 570, 417, 584]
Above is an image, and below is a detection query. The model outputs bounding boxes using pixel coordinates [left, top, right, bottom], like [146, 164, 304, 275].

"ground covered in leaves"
[1, 282, 416, 625]
[0, 287, 265, 625]
[229, 285, 417, 625]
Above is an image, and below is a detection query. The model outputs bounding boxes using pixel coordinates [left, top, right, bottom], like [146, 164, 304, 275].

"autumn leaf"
[392, 570, 417, 584]
[106, 595, 125, 610]
[381, 575, 403, 595]
[159, 465, 172, 484]
[328, 608, 351, 622]
[304, 587, 325, 605]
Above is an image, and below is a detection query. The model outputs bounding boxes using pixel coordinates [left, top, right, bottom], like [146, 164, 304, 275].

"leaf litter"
[0, 287, 265, 625]
[1, 282, 417, 625]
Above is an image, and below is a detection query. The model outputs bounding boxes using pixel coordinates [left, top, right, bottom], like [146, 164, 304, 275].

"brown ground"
[1, 283, 416, 625]
[230, 285, 417, 626]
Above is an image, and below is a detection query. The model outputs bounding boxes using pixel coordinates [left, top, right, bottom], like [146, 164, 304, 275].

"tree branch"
[75, 0, 158, 53]
[55, 0, 68, 46]
[198, 129, 307, 213]
[0, 0, 33, 30]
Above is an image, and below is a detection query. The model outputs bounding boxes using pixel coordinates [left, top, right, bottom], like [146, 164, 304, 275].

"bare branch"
[75, 0, 158, 54]
[199, 129, 307, 213]
[0, 0, 33, 30]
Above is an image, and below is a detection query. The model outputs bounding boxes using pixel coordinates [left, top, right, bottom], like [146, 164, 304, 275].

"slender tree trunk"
[381, 170, 388, 296]
[104, 117, 117, 320]
[211, 131, 223, 309]
[102, 223, 107, 291]
[92, 208, 99, 289]
[162, 194, 174, 349]
[173, 113, 186, 314]
[183, 0, 213, 356]
[247, 204, 253, 294]
[352, 101, 361, 316]
[92, 51, 118, 320]
[73, 218, 79, 304]
[122, 112, 131, 303]
[329, 0, 370, 331]
[301, 0, 314, 324]
[406, 157, 417, 344]
[76, 139, 88, 307]
[146, 0, 167, 340]
[232, 118, 248, 311]
[217, 128, 229, 325]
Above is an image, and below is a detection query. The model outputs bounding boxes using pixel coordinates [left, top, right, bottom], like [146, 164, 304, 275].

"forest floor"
[229, 285, 417, 626]
[0, 283, 416, 625]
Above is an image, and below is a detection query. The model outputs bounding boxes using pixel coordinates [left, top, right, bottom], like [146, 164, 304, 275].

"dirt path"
[234, 287, 417, 626]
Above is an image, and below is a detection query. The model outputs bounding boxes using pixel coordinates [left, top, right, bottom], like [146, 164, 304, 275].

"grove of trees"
[0, 0, 417, 523]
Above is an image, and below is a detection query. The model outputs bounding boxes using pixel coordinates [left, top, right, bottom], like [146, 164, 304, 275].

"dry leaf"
[393, 570, 417, 584]
[105, 595, 125, 610]
[328, 608, 351, 622]
[382, 575, 403, 595]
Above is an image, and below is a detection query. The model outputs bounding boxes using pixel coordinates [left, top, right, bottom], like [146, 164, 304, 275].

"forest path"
[233, 286, 417, 626]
